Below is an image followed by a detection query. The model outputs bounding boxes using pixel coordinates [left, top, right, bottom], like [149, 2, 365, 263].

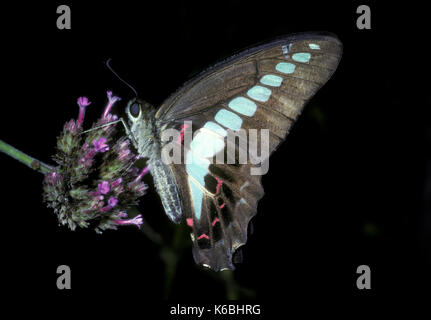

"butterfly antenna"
[106, 58, 138, 97]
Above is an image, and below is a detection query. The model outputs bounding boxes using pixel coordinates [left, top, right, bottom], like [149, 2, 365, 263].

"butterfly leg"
[121, 154, 144, 176]
[81, 117, 139, 149]
[80, 119, 122, 134]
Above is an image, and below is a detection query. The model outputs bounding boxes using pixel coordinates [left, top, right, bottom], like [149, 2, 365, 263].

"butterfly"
[120, 32, 342, 271]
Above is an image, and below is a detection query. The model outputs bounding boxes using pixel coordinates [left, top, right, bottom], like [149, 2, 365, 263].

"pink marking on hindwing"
[212, 217, 220, 226]
[215, 177, 223, 194]
[219, 202, 225, 209]
[176, 123, 190, 145]
[197, 234, 210, 240]
[186, 218, 193, 227]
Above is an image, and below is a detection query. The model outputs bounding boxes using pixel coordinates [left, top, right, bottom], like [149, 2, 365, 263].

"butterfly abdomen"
[149, 159, 183, 223]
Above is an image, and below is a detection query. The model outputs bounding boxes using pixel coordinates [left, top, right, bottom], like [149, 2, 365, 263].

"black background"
[0, 0, 429, 315]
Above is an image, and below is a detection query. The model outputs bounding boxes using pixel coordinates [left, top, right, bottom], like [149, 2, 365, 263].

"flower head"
[43, 92, 147, 233]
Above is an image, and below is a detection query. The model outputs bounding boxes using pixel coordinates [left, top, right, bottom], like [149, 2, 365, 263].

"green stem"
[0, 139, 53, 174]
[162, 223, 188, 299]
[140, 217, 163, 245]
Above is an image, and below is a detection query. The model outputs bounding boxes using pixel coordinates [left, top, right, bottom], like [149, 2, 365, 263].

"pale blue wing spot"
[260, 74, 283, 87]
[185, 150, 209, 186]
[292, 52, 311, 63]
[190, 131, 225, 158]
[186, 147, 212, 220]
[228, 96, 257, 116]
[309, 43, 320, 50]
[188, 177, 204, 220]
[215, 109, 243, 131]
[275, 62, 296, 74]
[203, 121, 227, 137]
[247, 85, 272, 102]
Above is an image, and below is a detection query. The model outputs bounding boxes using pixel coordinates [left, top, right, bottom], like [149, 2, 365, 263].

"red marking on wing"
[215, 177, 223, 194]
[176, 124, 190, 145]
[186, 218, 193, 227]
[197, 234, 210, 240]
[219, 202, 225, 209]
[212, 217, 220, 226]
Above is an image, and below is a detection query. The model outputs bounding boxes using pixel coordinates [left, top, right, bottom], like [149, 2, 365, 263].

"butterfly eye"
[130, 103, 141, 118]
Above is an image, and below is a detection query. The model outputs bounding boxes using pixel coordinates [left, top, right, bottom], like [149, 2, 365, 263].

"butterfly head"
[126, 98, 155, 123]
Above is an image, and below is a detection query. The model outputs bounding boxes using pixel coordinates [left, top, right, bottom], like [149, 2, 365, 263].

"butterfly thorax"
[126, 100, 161, 161]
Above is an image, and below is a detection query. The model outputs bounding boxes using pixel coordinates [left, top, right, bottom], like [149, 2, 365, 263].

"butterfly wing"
[156, 32, 342, 271]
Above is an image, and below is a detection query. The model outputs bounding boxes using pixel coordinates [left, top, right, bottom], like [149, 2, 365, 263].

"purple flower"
[81, 142, 90, 151]
[111, 177, 123, 187]
[116, 212, 128, 218]
[45, 170, 62, 185]
[77, 97, 91, 108]
[118, 148, 130, 160]
[104, 113, 118, 123]
[98, 181, 110, 194]
[99, 196, 118, 213]
[135, 183, 147, 194]
[77, 97, 91, 127]
[108, 196, 118, 207]
[115, 214, 143, 228]
[135, 166, 150, 182]
[103, 91, 121, 118]
[64, 119, 78, 133]
[119, 140, 129, 149]
[92, 137, 109, 153]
